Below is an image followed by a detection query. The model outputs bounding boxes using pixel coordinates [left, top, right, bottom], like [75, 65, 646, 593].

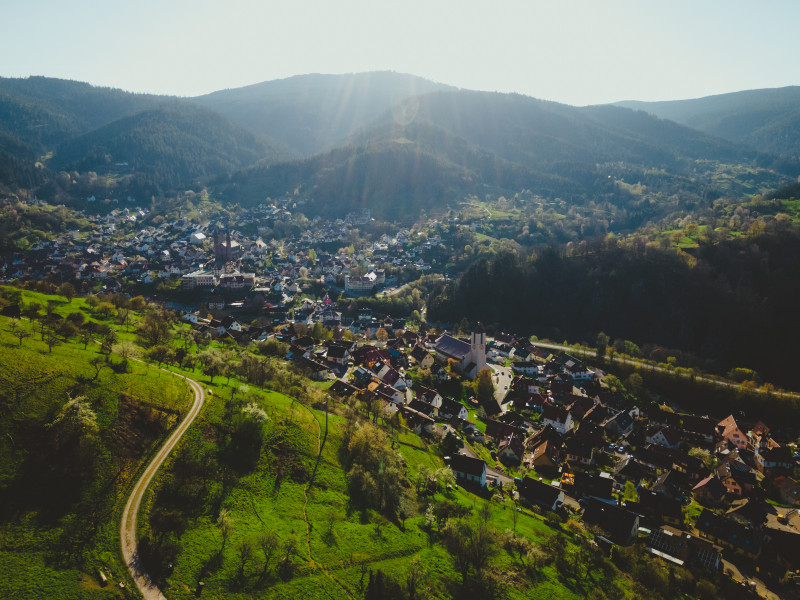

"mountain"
[222, 88, 775, 221]
[614, 86, 800, 158]
[193, 71, 453, 156]
[50, 103, 290, 196]
[0, 76, 167, 152]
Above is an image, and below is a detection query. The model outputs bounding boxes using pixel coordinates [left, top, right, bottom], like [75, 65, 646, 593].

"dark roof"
[518, 477, 563, 510]
[329, 380, 359, 398]
[582, 497, 639, 545]
[485, 419, 518, 441]
[574, 472, 615, 500]
[434, 334, 471, 359]
[542, 404, 570, 424]
[440, 397, 466, 417]
[637, 489, 683, 521]
[326, 345, 349, 359]
[410, 345, 430, 362]
[449, 454, 486, 478]
[696, 509, 764, 554]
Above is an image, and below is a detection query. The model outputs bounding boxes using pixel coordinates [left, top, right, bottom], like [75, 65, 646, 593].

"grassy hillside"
[0, 287, 191, 599]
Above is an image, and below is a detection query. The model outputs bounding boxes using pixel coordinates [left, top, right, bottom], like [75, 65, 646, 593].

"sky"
[2, 0, 799, 106]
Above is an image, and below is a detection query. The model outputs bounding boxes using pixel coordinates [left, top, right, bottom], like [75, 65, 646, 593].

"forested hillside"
[615, 86, 800, 162]
[49, 103, 290, 198]
[429, 226, 800, 388]
[194, 71, 451, 156]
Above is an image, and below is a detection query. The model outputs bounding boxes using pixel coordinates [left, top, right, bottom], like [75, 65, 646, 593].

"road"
[120, 371, 206, 600]
[489, 363, 513, 406]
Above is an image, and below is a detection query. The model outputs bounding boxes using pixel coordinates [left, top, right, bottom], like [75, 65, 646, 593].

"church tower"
[469, 324, 487, 375]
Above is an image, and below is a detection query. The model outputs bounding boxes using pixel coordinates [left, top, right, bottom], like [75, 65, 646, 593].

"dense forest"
[428, 225, 800, 387]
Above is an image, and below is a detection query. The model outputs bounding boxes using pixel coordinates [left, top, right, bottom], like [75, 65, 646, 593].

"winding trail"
[120, 371, 205, 600]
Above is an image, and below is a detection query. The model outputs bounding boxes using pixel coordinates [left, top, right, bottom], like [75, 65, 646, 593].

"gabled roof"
[518, 477, 563, 509]
[582, 497, 639, 544]
[449, 454, 486, 478]
[434, 334, 471, 359]
[542, 404, 570, 424]
[692, 476, 727, 502]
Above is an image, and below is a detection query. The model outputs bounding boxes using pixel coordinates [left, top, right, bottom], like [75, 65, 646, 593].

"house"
[717, 415, 748, 450]
[325, 343, 350, 366]
[485, 419, 518, 442]
[652, 469, 691, 502]
[773, 476, 800, 506]
[401, 405, 436, 435]
[407, 399, 437, 419]
[530, 440, 560, 473]
[511, 362, 540, 376]
[409, 345, 434, 369]
[614, 457, 647, 487]
[635, 489, 684, 526]
[564, 436, 596, 467]
[647, 526, 722, 572]
[582, 497, 640, 545]
[645, 426, 681, 450]
[692, 476, 727, 506]
[497, 434, 525, 465]
[448, 454, 487, 488]
[517, 477, 564, 512]
[293, 356, 331, 381]
[573, 472, 615, 503]
[439, 398, 469, 421]
[754, 444, 794, 474]
[329, 379, 359, 399]
[562, 356, 594, 382]
[603, 410, 634, 438]
[415, 386, 443, 409]
[696, 509, 764, 559]
[716, 462, 755, 498]
[542, 404, 574, 435]
[681, 415, 716, 446]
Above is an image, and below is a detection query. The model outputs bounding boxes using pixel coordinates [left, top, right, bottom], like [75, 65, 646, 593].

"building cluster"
[1, 199, 446, 304]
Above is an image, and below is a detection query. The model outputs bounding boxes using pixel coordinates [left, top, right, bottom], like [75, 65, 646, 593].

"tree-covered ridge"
[50, 103, 291, 197]
[429, 225, 800, 391]
[194, 71, 453, 156]
[614, 85, 800, 160]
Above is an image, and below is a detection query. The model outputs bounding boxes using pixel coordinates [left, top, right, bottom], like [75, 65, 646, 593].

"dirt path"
[120, 371, 205, 600]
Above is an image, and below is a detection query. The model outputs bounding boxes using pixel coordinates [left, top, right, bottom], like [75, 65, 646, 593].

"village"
[175, 289, 800, 596]
[0, 197, 452, 297]
[3, 197, 800, 597]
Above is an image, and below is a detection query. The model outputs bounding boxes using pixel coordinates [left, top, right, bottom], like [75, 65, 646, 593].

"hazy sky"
[2, 0, 799, 106]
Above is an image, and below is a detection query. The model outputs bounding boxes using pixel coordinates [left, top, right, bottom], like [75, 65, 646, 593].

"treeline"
[429, 228, 800, 387]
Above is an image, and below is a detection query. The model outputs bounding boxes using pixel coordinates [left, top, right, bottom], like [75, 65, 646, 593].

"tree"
[88, 356, 109, 382]
[258, 531, 279, 581]
[199, 349, 224, 383]
[57, 282, 75, 302]
[217, 509, 232, 554]
[44, 329, 60, 353]
[376, 328, 388, 344]
[596, 332, 609, 361]
[235, 539, 254, 583]
[139, 311, 170, 347]
[474, 368, 495, 405]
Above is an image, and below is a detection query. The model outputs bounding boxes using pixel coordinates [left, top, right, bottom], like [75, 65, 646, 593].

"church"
[433, 330, 487, 380]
